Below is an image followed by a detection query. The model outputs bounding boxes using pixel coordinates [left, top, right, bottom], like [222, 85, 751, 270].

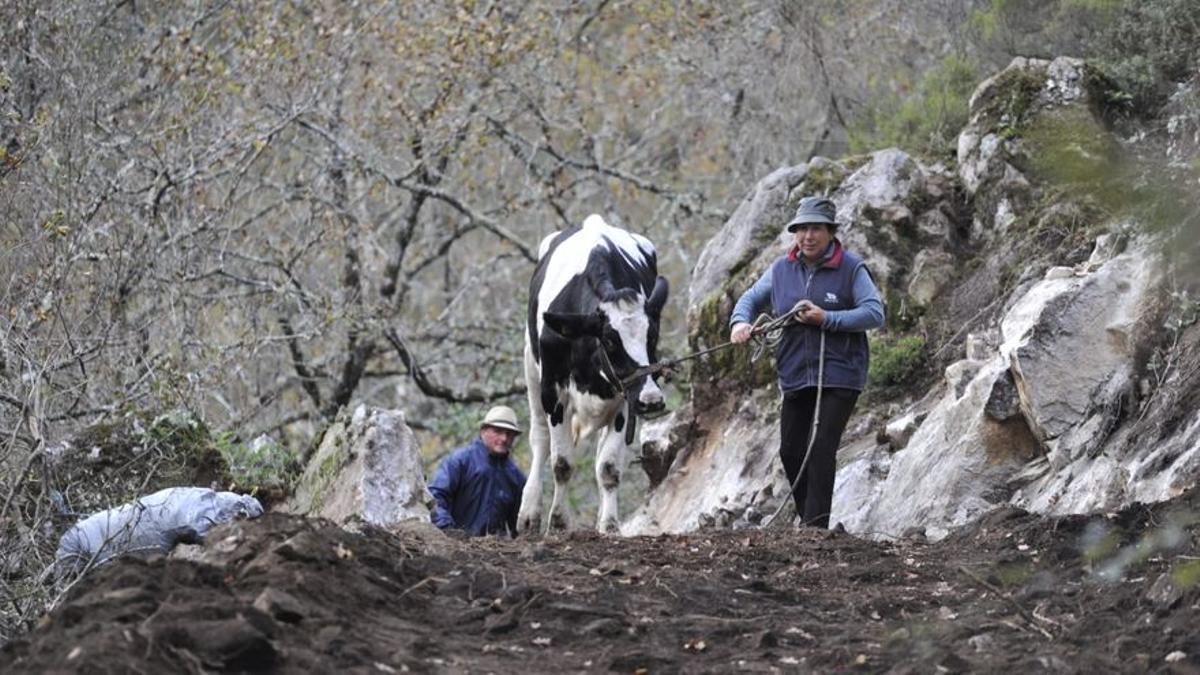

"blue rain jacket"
[428, 438, 526, 537]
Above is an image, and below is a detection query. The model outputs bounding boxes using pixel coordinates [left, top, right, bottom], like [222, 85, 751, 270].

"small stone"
[1165, 651, 1186, 663]
[968, 633, 997, 653]
[253, 587, 308, 624]
[1146, 573, 1184, 610]
[754, 630, 778, 648]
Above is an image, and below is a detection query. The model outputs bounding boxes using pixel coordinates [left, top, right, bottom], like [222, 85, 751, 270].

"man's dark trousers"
[779, 387, 859, 528]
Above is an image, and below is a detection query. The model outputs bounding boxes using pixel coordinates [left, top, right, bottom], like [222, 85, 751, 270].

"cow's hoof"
[517, 514, 541, 536]
[598, 517, 620, 534]
[548, 511, 569, 532]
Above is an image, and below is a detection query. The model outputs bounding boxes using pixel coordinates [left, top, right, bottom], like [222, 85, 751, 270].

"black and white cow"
[519, 214, 669, 534]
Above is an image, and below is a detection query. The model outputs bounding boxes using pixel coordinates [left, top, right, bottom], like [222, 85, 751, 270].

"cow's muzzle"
[623, 385, 667, 445]
[634, 396, 666, 417]
[633, 382, 666, 417]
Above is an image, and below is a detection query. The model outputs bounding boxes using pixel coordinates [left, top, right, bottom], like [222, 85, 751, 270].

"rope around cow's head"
[595, 300, 812, 446]
[614, 301, 810, 391]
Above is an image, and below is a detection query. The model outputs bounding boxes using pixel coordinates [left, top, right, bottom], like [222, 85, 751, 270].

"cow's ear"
[646, 275, 669, 319]
[543, 311, 604, 339]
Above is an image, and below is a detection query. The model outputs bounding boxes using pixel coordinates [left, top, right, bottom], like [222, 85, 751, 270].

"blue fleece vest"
[770, 247, 871, 392]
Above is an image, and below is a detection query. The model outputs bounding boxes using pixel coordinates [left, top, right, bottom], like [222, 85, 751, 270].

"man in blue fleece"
[428, 405, 526, 537]
[729, 196, 885, 528]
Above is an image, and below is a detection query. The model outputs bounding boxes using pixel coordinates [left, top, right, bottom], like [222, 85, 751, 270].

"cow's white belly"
[563, 383, 622, 445]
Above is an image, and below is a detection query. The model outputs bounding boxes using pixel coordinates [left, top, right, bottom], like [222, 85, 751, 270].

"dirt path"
[4, 493, 1200, 674]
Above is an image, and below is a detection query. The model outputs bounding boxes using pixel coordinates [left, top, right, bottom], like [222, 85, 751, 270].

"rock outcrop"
[626, 56, 1200, 540]
[287, 405, 433, 528]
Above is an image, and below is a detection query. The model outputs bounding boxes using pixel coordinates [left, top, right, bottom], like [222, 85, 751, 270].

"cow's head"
[543, 275, 669, 416]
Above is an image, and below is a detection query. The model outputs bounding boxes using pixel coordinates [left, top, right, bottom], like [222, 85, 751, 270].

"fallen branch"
[398, 576, 447, 599]
[957, 565, 1055, 640]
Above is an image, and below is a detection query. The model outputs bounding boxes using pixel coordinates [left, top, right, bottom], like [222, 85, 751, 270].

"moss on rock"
[689, 290, 777, 393]
[288, 418, 352, 516]
[972, 66, 1047, 138]
[799, 158, 849, 196]
[52, 411, 232, 517]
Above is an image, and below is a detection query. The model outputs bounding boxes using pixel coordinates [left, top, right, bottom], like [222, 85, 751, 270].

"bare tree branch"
[384, 328, 524, 403]
[278, 316, 322, 411]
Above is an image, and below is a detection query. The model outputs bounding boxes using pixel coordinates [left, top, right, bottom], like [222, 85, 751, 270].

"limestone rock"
[287, 405, 433, 527]
[688, 165, 807, 310]
[984, 370, 1021, 422]
[1001, 242, 1158, 444]
[907, 249, 956, 307]
[957, 57, 1102, 235]
[882, 411, 925, 451]
[945, 359, 985, 400]
[639, 414, 678, 489]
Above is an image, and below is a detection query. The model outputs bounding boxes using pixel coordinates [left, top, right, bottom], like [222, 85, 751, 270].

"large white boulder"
[287, 405, 433, 527]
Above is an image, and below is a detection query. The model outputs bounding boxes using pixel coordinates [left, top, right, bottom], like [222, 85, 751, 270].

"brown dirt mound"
[4, 495, 1200, 674]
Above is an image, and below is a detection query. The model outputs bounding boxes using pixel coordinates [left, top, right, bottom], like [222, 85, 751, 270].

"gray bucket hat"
[786, 196, 838, 232]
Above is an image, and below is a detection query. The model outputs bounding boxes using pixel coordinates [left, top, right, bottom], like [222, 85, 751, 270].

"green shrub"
[1092, 0, 1200, 110]
[215, 432, 296, 492]
[848, 55, 978, 158]
[869, 335, 927, 388]
[971, 0, 1200, 112]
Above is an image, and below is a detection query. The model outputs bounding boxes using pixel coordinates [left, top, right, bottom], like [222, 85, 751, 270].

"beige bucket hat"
[480, 405, 521, 434]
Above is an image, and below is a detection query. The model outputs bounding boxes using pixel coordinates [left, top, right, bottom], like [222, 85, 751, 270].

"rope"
[616, 302, 809, 391]
[760, 328, 825, 529]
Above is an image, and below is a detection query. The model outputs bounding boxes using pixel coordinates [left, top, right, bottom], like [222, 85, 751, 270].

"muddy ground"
[4, 492, 1200, 674]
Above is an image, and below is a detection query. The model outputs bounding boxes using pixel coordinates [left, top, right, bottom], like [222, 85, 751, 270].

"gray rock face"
[957, 57, 1099, 235]
[837, 240, 1163, 539]
[832, 149, 952, 285]
[984, 370, 1021, 421]
[623, 391, 784, 535]
[688, 165, 808, 311]
[1163, 80, 1200, 164]
[1000, 246, 1154, 445]
[288, 405, 433, 527]
[908, 249, 957, 307]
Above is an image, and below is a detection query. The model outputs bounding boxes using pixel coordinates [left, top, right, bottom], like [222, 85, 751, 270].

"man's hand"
[730, 322, 754, 344]
[794, 301, 825, 326]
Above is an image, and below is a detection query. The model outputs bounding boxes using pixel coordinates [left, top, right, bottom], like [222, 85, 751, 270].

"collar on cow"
[787, 238, 844, 268]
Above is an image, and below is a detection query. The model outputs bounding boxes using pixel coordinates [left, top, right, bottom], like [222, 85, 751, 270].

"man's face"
[792, 223, 833, 261]
[481, 425, 519, 456]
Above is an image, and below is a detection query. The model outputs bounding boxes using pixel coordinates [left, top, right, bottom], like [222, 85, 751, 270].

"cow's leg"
[518, 342, 547, 535]
[545, 414, 577, 533]
[595, 425, 630, 533]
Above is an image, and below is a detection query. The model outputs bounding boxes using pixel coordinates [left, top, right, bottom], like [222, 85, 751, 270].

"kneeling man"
[428, 405, 526, 537]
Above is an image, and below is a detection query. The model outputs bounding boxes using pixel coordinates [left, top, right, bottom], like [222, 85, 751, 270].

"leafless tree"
[1, 0, 1002, 643]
